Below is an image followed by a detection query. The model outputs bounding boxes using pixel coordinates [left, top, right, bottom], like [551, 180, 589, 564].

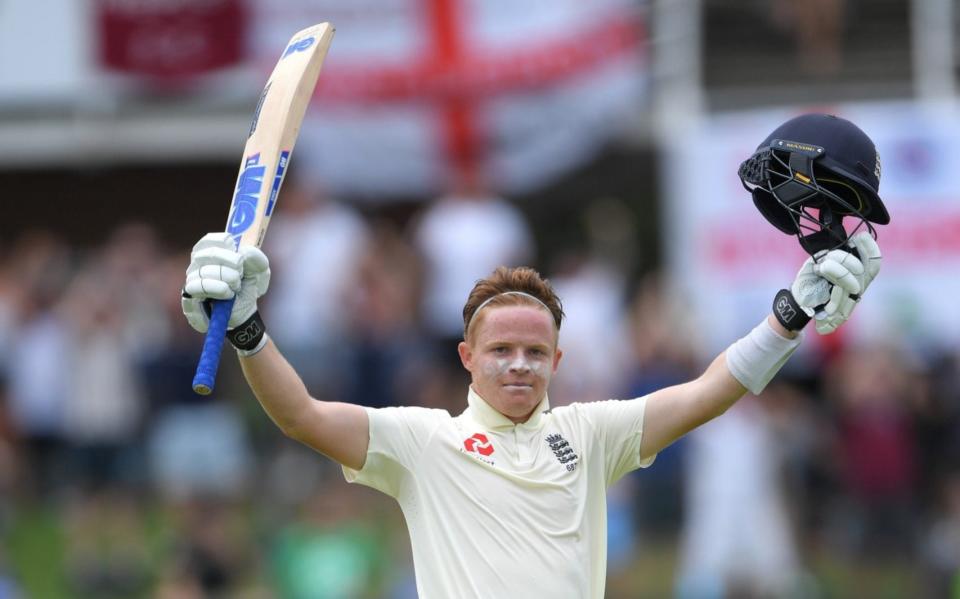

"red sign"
[97, 0, 246, 82]
[464, 433, 494, 457]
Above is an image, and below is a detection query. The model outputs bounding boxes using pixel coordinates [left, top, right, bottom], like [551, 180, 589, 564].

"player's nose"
[508, 354, 531, 372]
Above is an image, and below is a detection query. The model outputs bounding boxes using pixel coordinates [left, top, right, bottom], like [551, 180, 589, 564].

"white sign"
[0, 0, 92, 103]
[665, 102, 960, 354]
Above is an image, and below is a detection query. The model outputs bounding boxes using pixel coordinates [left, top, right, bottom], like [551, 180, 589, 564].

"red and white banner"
[96, 0, 247, 82]
[664, 102, 960, 354]
[250, 0, 648, 197]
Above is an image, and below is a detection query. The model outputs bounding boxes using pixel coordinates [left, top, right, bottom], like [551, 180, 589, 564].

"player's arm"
[639, 314, 788, 460]
[182, 232, 370, 470]
[238, 339, 369, 470]
[639, 233, 881, 460]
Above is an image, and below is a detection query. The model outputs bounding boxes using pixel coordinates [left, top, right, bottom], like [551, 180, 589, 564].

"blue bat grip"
[192, 298, 236, 395]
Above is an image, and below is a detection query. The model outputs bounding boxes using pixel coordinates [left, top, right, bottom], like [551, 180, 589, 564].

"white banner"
[250, 0, 648, 197]
[665, 102, 960, 355]
[0, 0, 92, 104]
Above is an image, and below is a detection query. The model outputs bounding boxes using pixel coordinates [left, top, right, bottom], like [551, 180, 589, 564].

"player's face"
[458, 305, 562, 423]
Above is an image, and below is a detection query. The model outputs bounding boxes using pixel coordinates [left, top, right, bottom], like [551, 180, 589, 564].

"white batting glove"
[847, 231, 883, 291]
[791, 232, 881, 335]
[181, 232, 271, 333]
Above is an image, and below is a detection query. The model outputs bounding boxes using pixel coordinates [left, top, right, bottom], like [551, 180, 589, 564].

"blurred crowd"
[1, 176, 959, 598]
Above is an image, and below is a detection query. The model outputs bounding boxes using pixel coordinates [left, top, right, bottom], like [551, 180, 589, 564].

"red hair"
[462, 266, 564, 340]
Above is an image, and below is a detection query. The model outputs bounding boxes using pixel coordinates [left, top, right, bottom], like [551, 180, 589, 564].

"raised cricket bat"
[192, 22, 335, 395]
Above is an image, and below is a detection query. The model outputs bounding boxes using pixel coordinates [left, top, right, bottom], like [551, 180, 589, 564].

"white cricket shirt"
[343, 388, 654, 598]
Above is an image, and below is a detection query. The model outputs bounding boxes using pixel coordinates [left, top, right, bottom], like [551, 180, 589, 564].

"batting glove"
[774, 232, 881, 335]
[847, 231, 883, 291]
[181, 232, 271, 349]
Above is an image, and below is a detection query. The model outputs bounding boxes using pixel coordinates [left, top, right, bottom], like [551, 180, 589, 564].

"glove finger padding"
[848, 232, 882, 291]
[813, 249, 864, 295]
[226, 246, 271, 329]
[184, 274, 235, 300]
[190, 246, 243, 272]
[185, 235, 244, 301]
[815, 234, 880, 335]
[184, 260, 242, 298]
[198, 264, 242, 289]
[182, 291, 210, 333]
[239, 246, 270, 298]
[184, 257, 242, 300]
[815, 288, 858, 335]
[192, 231, 235, 253]
[822, 282, 856, 316]
[815, 316, 840, 335]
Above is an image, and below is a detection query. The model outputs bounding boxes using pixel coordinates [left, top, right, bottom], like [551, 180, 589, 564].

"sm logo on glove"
[463, 433, 495, 457]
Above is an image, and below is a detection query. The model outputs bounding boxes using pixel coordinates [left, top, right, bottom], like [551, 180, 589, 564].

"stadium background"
[1, 0, 959, 597]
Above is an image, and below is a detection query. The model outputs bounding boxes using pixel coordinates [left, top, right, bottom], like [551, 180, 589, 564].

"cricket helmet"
[738, 113, 889, 255]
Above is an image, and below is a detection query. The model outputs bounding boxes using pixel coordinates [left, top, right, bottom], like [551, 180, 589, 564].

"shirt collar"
[465, 386, 550, 431]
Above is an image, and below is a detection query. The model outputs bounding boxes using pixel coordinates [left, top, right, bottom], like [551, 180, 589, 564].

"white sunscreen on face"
[489, 354, 547, 377]
[509, 355, 529, 372]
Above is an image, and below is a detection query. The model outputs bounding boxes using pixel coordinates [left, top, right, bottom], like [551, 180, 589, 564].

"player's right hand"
[181, 232, 271, 334]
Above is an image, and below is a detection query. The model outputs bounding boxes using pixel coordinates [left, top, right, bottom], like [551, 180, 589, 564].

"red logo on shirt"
[463, 433, 495, 456]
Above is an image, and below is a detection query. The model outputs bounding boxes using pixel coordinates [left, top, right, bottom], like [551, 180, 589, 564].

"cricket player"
[181, 114, 887, 598]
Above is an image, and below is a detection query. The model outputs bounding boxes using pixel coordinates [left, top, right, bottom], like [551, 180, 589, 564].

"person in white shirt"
[412, 190, 534, 336]
[180, 223, 879, 598]
[179, 113, 890, 597]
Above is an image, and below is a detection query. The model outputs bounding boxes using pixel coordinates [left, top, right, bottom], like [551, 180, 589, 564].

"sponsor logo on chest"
[462, 432, 496, 465]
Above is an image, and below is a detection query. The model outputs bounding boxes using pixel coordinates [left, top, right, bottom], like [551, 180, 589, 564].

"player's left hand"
[791, 232, 882, 335]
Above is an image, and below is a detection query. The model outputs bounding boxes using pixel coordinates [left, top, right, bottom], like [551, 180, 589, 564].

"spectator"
[261, 176, 371, 398]
[623, 274, 699, 540]
[155, 499, 255, 598]
[922, 471, 960, 597]
[825, 345, 919, 557]
[59, 260, 146, 492]
[412, 184, 534, 355]
[63, 489, 150, 598]
[771, 0, 846, 76]
[675, 394, 802, 598]
[270, 484, 390, 598]
[343, 219, 431, 409]
[4, 231, 73, 499]
[548, 251, 632, 406]
[145, 253, 253, 502]
[0, 378, 18, 533]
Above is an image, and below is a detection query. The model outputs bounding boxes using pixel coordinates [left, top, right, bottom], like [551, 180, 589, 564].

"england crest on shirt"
[545, 433, 579, 472]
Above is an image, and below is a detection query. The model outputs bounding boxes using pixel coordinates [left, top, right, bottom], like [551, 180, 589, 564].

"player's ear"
[458, 340, 473, 371]
[552, 348, 563, 373]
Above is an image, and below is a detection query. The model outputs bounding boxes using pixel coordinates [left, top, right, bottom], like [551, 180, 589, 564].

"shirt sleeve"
[577, 397, 656, 486]
[342, 406, 447, 498]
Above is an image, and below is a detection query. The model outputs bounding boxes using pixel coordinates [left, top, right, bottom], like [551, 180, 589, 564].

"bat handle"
[192, 298, 235, 395]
